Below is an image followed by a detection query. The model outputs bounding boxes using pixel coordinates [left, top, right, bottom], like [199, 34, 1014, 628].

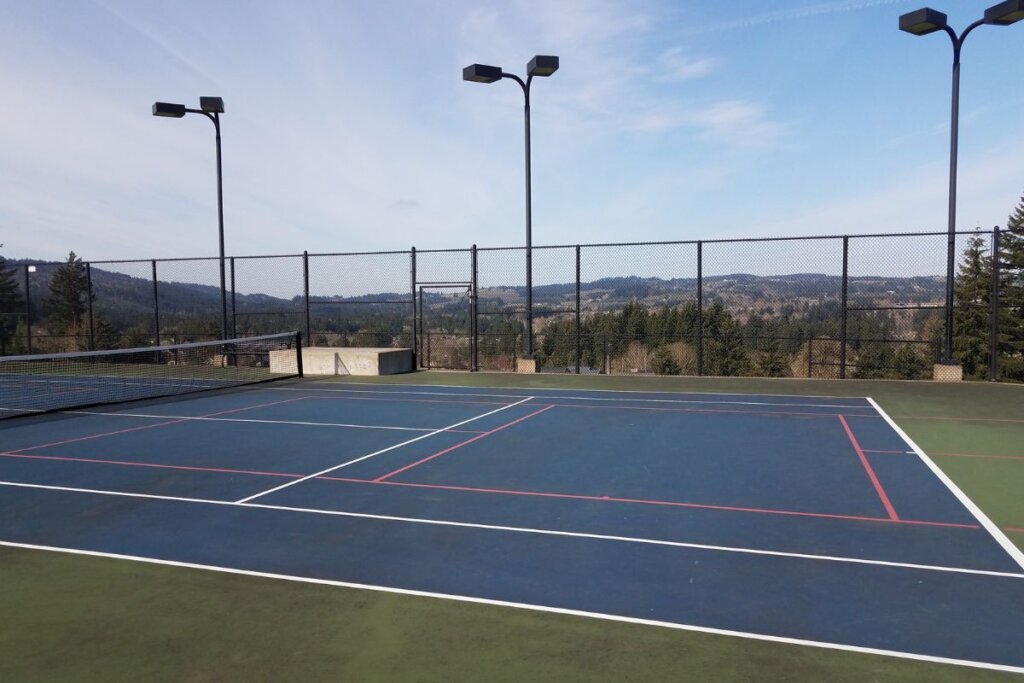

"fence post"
[24, 264, 32, 353]
[230, 257, 237, 339]
[990, 226, 1000, 381]
[840, 236, 849, 379]
[808, 336, 814, 378]
[410, 247, 417, 366]
[418, 288, 425, 370]
[86, 263, 95, 351]
[575, 244, 581, 374]
[151, 260, 160, 347]
[471, 244, 478, 371]
[302, 250, 311, 346]
[696, 241, 703, 376]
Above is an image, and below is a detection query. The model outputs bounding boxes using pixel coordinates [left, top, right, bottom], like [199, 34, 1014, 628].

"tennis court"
[1, 364, 1023, 675]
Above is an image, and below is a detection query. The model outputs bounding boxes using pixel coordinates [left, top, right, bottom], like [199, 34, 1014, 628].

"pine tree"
[0, 249, 23, 354]
[650, 345, 681, 375]
[996, 193, 1024, 379]
[952, 236, 991, 378]
[756, 336, 788, 377]
[48, 251, 90, 349]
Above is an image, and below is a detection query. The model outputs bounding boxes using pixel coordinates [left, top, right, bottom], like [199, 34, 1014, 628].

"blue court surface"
[1, 380, 1023, 674]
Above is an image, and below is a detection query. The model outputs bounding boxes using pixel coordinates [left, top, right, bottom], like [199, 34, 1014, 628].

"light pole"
[152, 97, 229, 342]
[899, 2, 1023, 364]
[463, 56, 559, 361]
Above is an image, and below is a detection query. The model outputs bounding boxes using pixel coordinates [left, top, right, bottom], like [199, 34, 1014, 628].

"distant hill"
[10, 258, 946, 332]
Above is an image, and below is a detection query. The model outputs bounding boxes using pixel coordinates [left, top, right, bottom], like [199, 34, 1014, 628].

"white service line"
[66, 410, 444, 433]
[0, 479, 1020, 580]
[234, 396, 536, 504]
[2, 540, 1021, 675]
[867, 397, 1024, 573]
[267, 386, 871, 410]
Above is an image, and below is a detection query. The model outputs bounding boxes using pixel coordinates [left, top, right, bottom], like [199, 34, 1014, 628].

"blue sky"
[1, 0, 1022, 263]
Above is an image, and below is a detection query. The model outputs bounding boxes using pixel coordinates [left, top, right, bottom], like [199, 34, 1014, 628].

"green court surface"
[2, 372, 1021, 682]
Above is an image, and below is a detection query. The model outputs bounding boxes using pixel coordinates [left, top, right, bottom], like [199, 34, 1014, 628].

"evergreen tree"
[650, 345, 681, 375]
[0, 249, 23, 353]
[952, 235, 991, 378]
[48, 251, 90, 348]
[997, 193, 1024, 379]
[756, 336, 788, 377]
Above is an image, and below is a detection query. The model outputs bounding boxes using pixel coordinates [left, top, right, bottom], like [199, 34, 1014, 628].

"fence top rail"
[10, 228, 1001, 267]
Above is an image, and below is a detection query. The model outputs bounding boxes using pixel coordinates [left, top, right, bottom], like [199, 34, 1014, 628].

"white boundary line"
[866, 397, 1024, 573]
[268, 386, 872, 410]
[2, 539, 1022, 675]
[234, 396, 535, 504]
[65, 410, 446, 433]
[1, 480, 1020, 579]
[310, 379, 871, 401]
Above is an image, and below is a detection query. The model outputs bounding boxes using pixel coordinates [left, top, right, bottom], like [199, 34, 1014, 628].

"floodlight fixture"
[152, 102, 187, 118]
[985, 0, 1024, 25]
[27, 265, 36, 273]
[527, 55, 559, 77]
[898, 8, 948, 35]
[462, 64, 503, 83]
[200, 96, 225, 114]
[461, 55, 561, 360]
[898, 5, 1020, 364]
[150, 96, 229, 341]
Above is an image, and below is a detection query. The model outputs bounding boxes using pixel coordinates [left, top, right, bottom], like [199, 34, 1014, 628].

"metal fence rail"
[3, 228, 1020, 381]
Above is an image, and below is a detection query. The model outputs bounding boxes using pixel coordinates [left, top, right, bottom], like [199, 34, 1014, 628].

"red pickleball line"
[0, 450, 981, 530]
[838, 414, 899, 521]
[372, 404, 556, 482]
[320, 476, 977, 529]
[0, 451, 303, 478]
[7, 396, 310, 454]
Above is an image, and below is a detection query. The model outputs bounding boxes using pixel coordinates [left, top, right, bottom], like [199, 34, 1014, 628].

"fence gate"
[416, 282, 474, 370]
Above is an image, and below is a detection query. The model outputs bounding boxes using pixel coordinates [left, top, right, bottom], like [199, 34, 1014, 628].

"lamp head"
[152, 102, 187, 118]
[462, 64, 503, 83]
[898, 7, 948, 35]
[200, 97, 225, 114]
[985, 0, 1024, 25]
[527, 55, 559, 77]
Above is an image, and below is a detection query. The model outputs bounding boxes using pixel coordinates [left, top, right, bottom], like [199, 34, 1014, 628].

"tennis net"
[0, 332, 303, 419]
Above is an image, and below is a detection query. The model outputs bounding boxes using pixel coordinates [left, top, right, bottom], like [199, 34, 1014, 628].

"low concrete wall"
[270, 347, 413, 376]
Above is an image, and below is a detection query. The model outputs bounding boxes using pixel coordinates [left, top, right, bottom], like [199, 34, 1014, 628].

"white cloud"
[654, 47, 720, 82]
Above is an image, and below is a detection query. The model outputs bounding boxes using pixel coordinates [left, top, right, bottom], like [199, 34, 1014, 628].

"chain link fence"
[3, 229, 1020, 382]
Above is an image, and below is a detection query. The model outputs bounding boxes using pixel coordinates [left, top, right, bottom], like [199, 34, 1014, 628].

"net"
[0, 332, 303, 420]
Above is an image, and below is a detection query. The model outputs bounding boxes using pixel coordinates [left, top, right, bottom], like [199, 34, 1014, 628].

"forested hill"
[11, 260, 946, 321]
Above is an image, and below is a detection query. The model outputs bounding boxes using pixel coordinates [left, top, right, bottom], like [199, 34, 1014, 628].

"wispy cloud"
[687, 0, 901, 34]
[653, 47, 720, 82]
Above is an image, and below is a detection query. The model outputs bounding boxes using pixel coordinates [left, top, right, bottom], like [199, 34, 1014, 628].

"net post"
[575, 244, 581, 375]
[840, 236, 849, 379]
[86, 262, 95, 351]
[410, 247, 417, 367]
[23, 264, 32, 354]
[990, 226, 1000, 381]
[230, 257, 237, 339]
[151, 260, 160, 349]
[471, 244, 478, 372]
[303, 250, 311, 346]
[295, 331, 304, 377]
[696, 241, 703, 377]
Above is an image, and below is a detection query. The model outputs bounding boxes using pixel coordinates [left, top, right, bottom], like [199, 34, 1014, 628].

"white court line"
[313, 379, 872, 401]
[2, 541, 1020, 676]
[234, 396, 536, 504]
[867, 397, 1024, 573]
[268, 386, 872, 410]
[0, 479, 1020, 580]
[65, 410, 447, 433]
